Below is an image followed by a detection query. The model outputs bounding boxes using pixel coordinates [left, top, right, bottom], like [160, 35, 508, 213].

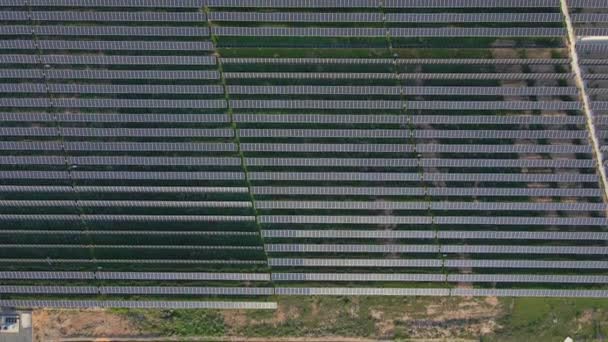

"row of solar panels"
[0, 55, 576, 66]
[0, 200, 252, 208]
[0, 84, 580, 96]
[1, 70, 219, 79]
[0, 244, 261, 250]
[0, 300, 277, 309]
[227, 100, 584, 110]
[275, 288, 608, 298]
[2, 0, 593, 8]
[222, 72, 575, 80]
[244, 158, 594, 168]
[4, 271, 608, 284]
[221, 57, 576, 65]
[265, 244, 608, 255]
[0, 285, 274, 295]
[237, 129, 588, 139]
[0, 99, 227, 108]
[1, 157, 595, 169]
[0, 127, 233, 137]
[272, 273, 608, 284]
[0, 40, 214, 51]
[0, 271, 270, 280]
[2, 70, 575, 80]
[0, 12, 598, 24]
[2, 99, 591, 110]
[233, 143, 593, 154]
[0, 113, 230, 123]
[0, 55, 217, 65]
[0, 127, 591, 139]
[0, 214, 604, 225]
[0, 185, 249, 193]
[0, 229, 257, 236]
[0, 257, 603, 269]
[267, 258, 608, 269]
[0, 0, 571, 7]
[0, 214, 255, 221]
[0, 142, 593, 154]
[208, 27, 569, 37]
[207, 12, 608, 23]
[3, 11, 601, 24]
[0, 171, 599, 183]
[0, 199, 600, 211]
[261, 229, 608, 240]
[255, 201, 604, 211]
[260, 216, 606, 226]
[0, 185, 599, 198]
[0, 142, 238, 152]
[0, 113, 588, 125]
[0, 25, 210, 37]
[2, 286, 608, 296]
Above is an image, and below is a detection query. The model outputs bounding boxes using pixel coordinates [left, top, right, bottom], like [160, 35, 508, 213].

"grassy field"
[34, 296, 608, 341]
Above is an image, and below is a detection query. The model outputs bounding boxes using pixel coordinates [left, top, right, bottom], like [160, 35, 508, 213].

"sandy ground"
[34, 296, 502, 341]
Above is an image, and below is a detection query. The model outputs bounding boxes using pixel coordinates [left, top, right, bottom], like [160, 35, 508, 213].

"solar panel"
[38, 55, 216, 65]
[47, 84, 224, 95]
[0, 215, 255, 222]
[204, 0, 558, 7]
[275, 287, 450, 296]
[382, 0, 560, 7]
[37, 40, 214, 51]
[99, 286, 273, 295]
[451, 289, 608, 298]
[260, 216, 432, 225]
[43, 70, 220, 79]
[27, 11, 207, 22]
[2, 25, 210, 37]
[96, 272, 270, 281]
[234, 114, 585, 125]
[64, 142, 236, 152]
[208, 12, 561, 23]
[222, 58, 569, 65]
[223, 72, 572, 80]
[0, 200, 251, 208]
[444, 259, 608, 269]
[263, 230, 608, 241]
[272, 273, 444, 282]
[230, 100, 580, 110]
[0, 186, 248, 193]
[266, 244, 439, 253]
[447, 274, 608, 284]
[15, 0, 204, 6]
[248, 172, 597, 183]
[251, 187, 602, 198]
[0, 300, 278, 309]
[0, 272, 95, 280]
[239, 129, 585, 139]
[268, 258, 442, 268]
[68, 156, 241, 166]
[241, 143, 591, 154]
[227, 86, 576, 96]
[256, 201, 603, 211]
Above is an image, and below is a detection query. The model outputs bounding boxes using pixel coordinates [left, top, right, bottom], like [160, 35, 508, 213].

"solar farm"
[1, 0, 608, 309]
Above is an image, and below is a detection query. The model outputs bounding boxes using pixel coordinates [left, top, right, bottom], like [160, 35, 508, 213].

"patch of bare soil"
[369, 297, 503, 339]
[33, 309, 142, 342]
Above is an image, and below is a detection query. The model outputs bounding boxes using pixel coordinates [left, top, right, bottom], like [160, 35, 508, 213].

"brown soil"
[33, 309, 142, 342]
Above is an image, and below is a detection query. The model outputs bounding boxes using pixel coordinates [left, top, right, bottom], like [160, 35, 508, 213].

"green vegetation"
[109, 296, 608, 341]
[486, 298, 608, 342]
[112, 308, 226, 337]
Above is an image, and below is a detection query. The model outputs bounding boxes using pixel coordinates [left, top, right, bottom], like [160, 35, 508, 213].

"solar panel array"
[570, 2, 608, 181]
[0, 0, 272, 304]
[1, 0, 608, 305]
